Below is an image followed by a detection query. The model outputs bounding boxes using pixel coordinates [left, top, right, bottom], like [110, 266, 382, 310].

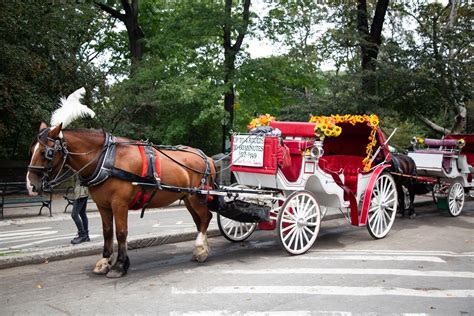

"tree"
[0, 2, 110, 159]
[356, 0, 389, 94]
[222, 0, 251, 152]
[95, 0, 145, 70]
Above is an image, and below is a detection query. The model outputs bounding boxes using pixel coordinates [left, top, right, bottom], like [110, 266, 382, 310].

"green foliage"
[0, 2, 110, 159]
[1, 0, 472, 161]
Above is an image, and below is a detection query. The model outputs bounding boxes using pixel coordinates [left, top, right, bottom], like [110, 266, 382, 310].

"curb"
[0, 229, 221, 270]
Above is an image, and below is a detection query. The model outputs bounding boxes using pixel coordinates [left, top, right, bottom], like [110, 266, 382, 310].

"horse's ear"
[39, 122, 48, 130]
[49, 123, 62, 138]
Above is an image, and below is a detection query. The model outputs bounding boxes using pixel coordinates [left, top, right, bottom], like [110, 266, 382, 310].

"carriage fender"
[359, 164, 391, 226]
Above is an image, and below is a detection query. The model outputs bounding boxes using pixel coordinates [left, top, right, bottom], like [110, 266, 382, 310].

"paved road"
[0, 206, 209, 254]
[0, 201, 472, 315]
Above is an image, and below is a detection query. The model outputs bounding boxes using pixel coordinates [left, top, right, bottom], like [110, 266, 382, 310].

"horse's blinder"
[27, 128, 68, 191]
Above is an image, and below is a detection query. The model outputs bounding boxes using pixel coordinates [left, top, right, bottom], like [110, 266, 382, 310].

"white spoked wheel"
[367, 172, 398, 239]
[277, 190, 321, 255]
[217, 184, 257, 242]
[448, 182, 465, 217]
[217, 214, 257, 242]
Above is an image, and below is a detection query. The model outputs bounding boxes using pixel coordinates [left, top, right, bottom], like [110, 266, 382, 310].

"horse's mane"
[50, 87, 95, 128]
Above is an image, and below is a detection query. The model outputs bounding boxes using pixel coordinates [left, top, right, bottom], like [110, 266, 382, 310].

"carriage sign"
[232, 135, 265, 167]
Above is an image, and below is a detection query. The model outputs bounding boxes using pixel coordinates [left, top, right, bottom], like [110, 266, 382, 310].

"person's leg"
[71, 197, 89, 244]
[77, 196, 90, 241]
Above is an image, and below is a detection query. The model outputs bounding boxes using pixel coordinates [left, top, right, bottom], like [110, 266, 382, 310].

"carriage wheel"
[217, 214, 257, 242]
[448, 182, 465, 217]
[277, 190, 321, 255]
[367, 172, 398, 239]
[217, 184, 257, 242]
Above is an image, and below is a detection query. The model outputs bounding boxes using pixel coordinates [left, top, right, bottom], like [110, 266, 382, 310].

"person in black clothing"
[71, 179, 90, 244]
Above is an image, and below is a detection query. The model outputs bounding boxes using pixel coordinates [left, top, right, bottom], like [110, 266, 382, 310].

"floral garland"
[308, 116, 342, 140]
[247, 113, 276, 130]
[309, 114, 380, 171]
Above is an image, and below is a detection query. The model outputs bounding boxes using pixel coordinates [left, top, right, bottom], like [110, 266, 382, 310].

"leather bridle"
[27, 128, 104, 191]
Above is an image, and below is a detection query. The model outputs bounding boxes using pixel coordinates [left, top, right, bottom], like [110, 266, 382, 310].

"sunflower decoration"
[309, 116, 342, 141]
[247, 113, 276, 130]
[309, 114, 381, 171]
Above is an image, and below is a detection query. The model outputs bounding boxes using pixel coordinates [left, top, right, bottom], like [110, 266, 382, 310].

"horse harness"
[28, 129, 213, 215]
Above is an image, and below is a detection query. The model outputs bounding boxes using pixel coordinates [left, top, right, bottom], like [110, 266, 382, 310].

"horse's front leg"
[106, 202, 130, 278]
[93, 206, 114, 275]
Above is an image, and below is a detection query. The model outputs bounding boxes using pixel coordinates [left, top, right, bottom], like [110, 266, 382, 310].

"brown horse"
[27, 122, 216, 278]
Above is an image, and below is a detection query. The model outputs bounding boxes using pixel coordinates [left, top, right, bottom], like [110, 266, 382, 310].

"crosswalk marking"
[172, 286, 474, 298]
[218, 268, 474, 278]
[0, 227, 53, 234]
[307, 249, 474, 257]
[170, 311, 354, 316]
[289, 255, 446, 263]
[0, 234, 100, 251]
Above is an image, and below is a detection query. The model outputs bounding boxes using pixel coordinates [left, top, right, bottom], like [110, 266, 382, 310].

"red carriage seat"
[270, 121, 315, 182]
[445, 134, 474, 167]
[317, 122, 380, 198]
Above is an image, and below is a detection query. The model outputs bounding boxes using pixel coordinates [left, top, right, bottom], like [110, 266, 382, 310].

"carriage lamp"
[310, 144, 324, 160]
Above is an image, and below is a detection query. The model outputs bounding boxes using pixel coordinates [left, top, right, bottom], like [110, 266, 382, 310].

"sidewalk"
[0, 194, 437, 269]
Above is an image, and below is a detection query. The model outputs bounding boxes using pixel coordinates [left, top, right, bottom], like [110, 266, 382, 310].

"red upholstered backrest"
[270, 121, 316, 138]
[318, 155, 364, 197]
[445, 134, 474, 166]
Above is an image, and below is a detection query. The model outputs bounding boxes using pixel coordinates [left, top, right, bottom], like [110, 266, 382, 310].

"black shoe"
[71, 235, 90, 245]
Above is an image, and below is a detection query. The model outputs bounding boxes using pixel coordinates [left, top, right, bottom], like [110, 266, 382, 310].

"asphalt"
[0, 193, 438, 269]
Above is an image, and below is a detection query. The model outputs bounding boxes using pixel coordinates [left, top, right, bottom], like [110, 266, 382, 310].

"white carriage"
[408, 135, 474, 216]
[216, 116, 399, 255]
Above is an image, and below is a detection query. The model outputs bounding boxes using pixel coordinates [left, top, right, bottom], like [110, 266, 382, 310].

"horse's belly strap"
[128, 145, 161, 210]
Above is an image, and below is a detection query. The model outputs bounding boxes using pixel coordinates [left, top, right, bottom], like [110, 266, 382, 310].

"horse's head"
[26, 122, 64, 195]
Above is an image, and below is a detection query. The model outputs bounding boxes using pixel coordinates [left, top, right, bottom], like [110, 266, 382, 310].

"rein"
[29, 129, 213, 192]
[28, 129, 109, 191]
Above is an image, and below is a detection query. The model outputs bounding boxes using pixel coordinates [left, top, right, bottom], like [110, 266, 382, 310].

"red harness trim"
[128, 146, 161, 210]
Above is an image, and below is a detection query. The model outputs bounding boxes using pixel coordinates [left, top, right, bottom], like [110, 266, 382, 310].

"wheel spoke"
[281, 223, 296, 233]
[283, 225, 297, 242]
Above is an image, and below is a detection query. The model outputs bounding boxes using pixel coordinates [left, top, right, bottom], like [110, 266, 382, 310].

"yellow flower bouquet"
[247, 114, 276, 130]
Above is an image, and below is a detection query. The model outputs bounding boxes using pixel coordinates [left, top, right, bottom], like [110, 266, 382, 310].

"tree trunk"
[221, 0, 251, 152]
[95, 0, 144, 72]
[356, 0, 389, 95]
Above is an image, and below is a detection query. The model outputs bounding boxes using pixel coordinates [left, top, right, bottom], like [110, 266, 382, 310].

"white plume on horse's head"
[50, 87, 95, 128]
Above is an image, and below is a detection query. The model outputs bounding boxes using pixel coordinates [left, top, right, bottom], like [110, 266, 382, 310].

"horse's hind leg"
[106, 201, 130, 278]
[184, 195, 213, 263]
[93, 207, 114, 275]
[396, 182, 406, 217]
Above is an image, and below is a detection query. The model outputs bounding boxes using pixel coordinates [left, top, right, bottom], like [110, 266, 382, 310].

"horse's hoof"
[93, 258, 110, 275]
[192, 246, 209, 263]
[409, 213, 417, 219]
[106, 268, 126, 278]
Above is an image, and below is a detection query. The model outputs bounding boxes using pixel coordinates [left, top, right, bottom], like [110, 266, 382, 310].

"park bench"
[63, 186, 94, 213]
[0, 182, 52, 219]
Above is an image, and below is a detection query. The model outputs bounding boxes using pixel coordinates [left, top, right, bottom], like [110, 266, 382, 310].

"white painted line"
[176, 221, 183, 225]
[218, 268, 474, 279]
[170, 311, 352, 316]
[0, 234, 100, 251]
[308, 250, 474, 257]
[172, 286, 474, 298]
[152, 223, 160, 227]
[290, 255, 446, 263]
[0, 230, 58, 242]
[0, 227, 52, 234]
